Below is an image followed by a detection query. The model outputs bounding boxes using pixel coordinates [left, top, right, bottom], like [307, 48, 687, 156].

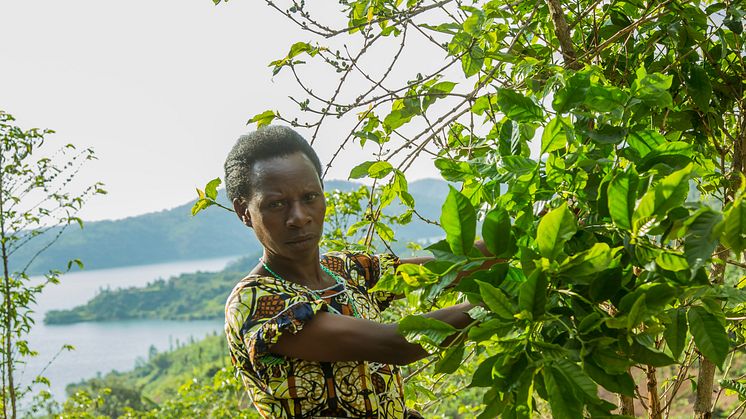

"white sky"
[0, 0, 443, 221]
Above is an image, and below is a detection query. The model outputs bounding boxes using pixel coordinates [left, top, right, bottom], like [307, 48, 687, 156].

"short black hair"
[224, 125, 323, 202]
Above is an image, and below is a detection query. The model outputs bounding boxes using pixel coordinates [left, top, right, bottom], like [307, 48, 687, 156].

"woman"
[224, 126, 476, 418]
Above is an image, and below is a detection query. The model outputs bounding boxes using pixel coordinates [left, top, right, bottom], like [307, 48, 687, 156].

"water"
[18, 256, 239, 404]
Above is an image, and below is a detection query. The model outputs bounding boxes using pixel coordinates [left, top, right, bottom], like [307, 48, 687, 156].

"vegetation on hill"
[44, 256, 256, 324]
[31, 333, 260, 418]
[12, 198, 257, 275]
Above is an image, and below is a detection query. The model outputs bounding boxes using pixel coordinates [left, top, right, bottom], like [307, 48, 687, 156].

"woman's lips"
[287, 235, 316, 247]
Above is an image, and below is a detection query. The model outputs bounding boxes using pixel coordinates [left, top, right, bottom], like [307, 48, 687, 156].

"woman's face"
[235, 152, 326, 261]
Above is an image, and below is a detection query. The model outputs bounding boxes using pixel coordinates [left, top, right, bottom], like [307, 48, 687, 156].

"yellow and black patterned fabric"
[225, 252, 404, 418]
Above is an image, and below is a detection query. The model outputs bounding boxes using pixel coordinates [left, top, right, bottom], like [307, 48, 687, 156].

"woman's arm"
[269, 302, 474, 365]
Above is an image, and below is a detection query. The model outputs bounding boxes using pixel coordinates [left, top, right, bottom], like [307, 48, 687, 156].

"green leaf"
[500, 156, 537, 176]
[629, 339, 676, 367]
[477, 388, 504, 419]
[468, 318, 509, 342]
[434, 343, 465, 374]
[553, 71, 590, 113]
[588, 124, 626, 145]
[204, 178, 221, 200]
[541, 117, 570, 154]
[496, 88, 543, 122]
[584, 361, 635, 397]
[383, 97, 421, 131]
[722, 197, 746, 254]
[398, 315, 457, 352]
[422, 81, 457, 111]
[686, 64, 712, 110]
[469, 355, 500, 387]
[368, 161, 393, 179]
[519, 270, 547, 319]
[656, 251, 689, 272]
[592, 347, 633, 375]
[720, 380, 746, 401]
[482, 208, 513, 257]
[553, 359, 600, 402]
[684, 208, 723, 271]
[664, 308, 688, 360]
[544, 368, 583, 419]
[632, 163, 694, 234]
[688, 306, 729, 369]
[66, 259, 84, 271]
[476, 280, 514, 319]
[627, 130, 666, 158]
[248, 110, 276, 128]
[558, 243, 615, 281]
[462, 10, 485, 36]
[462, 45, 485, 77]
[589, 267, 622, 303]
[375, 221, 395, 241]
[191, 197, 214, 216]
[349, 161, 374, 179]
[287, 42, 315, 59]
[626, 294, 647, 331]
[607, 167, 639, 231]
[632, 67, 673, 107]
[536, 203, 577, 260]
[584, 84, 629, 113]
[637, 141, 693, 172]
[395, 264, 439, 289]
[617, 283, 675, 316]
[440, 186, 477, 255]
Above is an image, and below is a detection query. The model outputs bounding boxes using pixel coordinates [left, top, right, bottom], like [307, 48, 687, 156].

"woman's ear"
[232, 198, 252, 228]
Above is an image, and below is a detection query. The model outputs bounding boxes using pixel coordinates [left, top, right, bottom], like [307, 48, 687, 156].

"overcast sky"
[0, 1, 442, 221]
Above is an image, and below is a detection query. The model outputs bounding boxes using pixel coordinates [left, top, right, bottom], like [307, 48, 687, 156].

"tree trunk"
[694, 357, 716, 419]
[647, 365, 661, 419]
[619, 394, 635, 416]
[0, 162, 14, 419]
[544, 0, 582, 69]
[1, 243, 14, 419]
[694, 244, 727, 418]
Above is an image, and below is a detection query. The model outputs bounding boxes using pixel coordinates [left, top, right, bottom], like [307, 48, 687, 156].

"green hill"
[44, 256, 256, 324]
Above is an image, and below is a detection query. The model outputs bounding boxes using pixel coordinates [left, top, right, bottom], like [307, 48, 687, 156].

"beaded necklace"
[260, 259, 361, 318]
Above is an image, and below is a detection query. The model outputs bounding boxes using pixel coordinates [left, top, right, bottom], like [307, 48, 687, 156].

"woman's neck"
[260, 251, 330, 289]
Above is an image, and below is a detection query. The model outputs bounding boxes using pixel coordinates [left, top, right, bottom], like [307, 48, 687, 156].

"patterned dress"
[225, 252, 406, 418]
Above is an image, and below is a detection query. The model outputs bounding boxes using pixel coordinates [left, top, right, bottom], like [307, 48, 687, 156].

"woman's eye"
[304, 193, 320, 201]
[269, 200, 286, 208]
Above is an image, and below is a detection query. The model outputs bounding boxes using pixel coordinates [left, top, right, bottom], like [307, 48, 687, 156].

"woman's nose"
[286, 201, 312, 227]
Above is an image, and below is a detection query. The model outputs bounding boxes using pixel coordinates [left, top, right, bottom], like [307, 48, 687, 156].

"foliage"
[0, 111, 104, 418]
[209, 0, 746, 417]
[53, 334, 260, 418]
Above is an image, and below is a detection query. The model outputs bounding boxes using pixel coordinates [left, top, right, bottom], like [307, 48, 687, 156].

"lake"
[20, 256, 239, 406]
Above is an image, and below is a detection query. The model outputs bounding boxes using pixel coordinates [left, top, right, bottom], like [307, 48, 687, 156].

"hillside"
[62, 333, 260, 418]
[44, 256, 256, 324]
[16, 178, 447, 275]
